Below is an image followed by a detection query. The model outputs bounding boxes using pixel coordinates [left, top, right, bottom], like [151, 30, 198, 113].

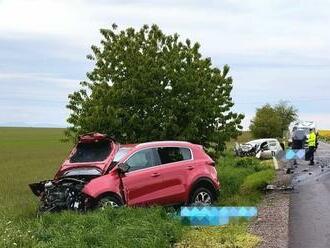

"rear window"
[70, 140, 111, 163]
[157, 147, 192, 164]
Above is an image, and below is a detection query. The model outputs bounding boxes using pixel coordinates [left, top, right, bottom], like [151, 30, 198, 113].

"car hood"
[56, 160, 114, 179]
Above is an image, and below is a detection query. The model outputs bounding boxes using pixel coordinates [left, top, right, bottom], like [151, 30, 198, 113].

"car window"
[260, 141, 269, 150]
[269, 141, 279, 150]
[157, 147, 192, 165]
[113, 147, 132, 162]
[125, 148, 158, 172]
[269, 141, 277, 147]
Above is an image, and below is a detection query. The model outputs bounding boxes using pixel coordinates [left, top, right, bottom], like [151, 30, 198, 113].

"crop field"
[0, 127, 272, 247]
[0, 127, 72, 218]
[319, 130, 330, 142]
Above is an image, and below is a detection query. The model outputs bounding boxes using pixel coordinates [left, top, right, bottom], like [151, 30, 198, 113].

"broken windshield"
[70, 140, 111, 163]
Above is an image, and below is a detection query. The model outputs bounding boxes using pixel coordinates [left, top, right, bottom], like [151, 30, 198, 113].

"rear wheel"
[189, 187, 214, 206]
[97, 195, 122, 210]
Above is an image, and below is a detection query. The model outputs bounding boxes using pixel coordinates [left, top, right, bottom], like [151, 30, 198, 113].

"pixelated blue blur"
[180, 207, 258, 226]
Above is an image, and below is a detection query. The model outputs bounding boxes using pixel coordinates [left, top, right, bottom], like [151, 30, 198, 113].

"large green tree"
[66, 24, 244, 151]
[274, 100, 298, 135]
[250, 104, 282, 138]
[250, 101, 298, 139]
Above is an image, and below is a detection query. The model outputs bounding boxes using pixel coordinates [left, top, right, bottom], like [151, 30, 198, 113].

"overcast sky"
[1, 0, 330, 129]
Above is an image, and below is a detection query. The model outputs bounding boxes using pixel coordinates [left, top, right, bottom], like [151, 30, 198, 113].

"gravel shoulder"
[249, 161, 291, 248]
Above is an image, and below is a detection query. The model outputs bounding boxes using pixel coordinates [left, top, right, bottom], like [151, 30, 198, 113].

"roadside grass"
[179, 153, 274, 247]
[0, 207, 183, 248]
[176, 224, 260, 248]
[0, 128, 272, 247]
[217, 154, 275, 206]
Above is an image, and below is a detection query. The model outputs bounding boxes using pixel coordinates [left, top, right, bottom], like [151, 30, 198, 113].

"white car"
[235, 138, 284, 159]
[247, 138, 283, 159]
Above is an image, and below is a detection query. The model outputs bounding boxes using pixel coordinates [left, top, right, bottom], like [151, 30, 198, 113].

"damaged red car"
[30, 133, 220, 212]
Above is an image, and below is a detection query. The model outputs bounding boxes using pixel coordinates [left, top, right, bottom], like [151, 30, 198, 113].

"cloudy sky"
[1, 0, 330, 129]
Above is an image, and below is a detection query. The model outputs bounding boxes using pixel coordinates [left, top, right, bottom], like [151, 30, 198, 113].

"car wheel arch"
[188, 177, 218, 203]
[94, 191, 124, 207]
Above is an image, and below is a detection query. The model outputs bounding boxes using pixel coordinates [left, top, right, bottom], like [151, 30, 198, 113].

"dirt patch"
[249, 163, 291, 248]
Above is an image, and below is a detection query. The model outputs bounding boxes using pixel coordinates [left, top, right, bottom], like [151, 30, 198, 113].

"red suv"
[30, 133, 220, 212]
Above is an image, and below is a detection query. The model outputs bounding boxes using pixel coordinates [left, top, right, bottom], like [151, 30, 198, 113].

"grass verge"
[217, 155, 275, 206]
[177, 154, 274, 247]
[0, 207, 183, 248]
[176, 224, 260, 248]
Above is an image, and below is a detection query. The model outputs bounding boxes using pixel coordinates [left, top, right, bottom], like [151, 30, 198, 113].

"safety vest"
[308, 132, 316, 147]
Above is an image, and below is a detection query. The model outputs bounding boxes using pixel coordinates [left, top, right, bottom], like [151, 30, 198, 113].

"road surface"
[289, 142, 330, 248]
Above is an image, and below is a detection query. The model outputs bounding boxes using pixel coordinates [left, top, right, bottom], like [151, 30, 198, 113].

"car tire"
[97, 195, 122, 210]
[189, 187, 214, 206]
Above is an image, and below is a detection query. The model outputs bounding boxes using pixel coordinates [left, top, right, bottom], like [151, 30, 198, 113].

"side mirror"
[117, 163, 130, 173]
[280, 142, 285, 150]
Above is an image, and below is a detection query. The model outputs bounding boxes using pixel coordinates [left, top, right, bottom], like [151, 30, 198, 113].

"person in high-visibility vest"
[307, 128, 317, 165]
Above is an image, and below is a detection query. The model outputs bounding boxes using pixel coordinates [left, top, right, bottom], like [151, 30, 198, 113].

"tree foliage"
[274, 100, 298, 134]
[250, 101, 298, 139]
[66, 24, 244, 151]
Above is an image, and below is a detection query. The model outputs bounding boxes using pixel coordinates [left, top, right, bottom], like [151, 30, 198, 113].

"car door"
[121, 148, 164, 206]
[260, 141, 272, 159]
[268, 141, 279, 156]
[152, 146, 194, 205]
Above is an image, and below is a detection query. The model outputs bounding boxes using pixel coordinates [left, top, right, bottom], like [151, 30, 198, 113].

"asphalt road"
[289, 142, 330, 248]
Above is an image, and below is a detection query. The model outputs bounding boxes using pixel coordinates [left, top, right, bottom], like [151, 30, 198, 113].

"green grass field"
[0, 128, 72, 218]
[0, 127, 271, 247]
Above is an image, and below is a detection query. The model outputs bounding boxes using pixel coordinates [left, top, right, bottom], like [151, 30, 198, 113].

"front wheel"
[97, 195, 122, 210]
[189, 187, 214, 206]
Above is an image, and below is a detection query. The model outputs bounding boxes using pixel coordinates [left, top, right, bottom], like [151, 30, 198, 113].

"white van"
[288, 121, 317, 145]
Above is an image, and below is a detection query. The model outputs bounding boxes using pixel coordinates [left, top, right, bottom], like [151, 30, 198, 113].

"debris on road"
[266, 184, 294, 192]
